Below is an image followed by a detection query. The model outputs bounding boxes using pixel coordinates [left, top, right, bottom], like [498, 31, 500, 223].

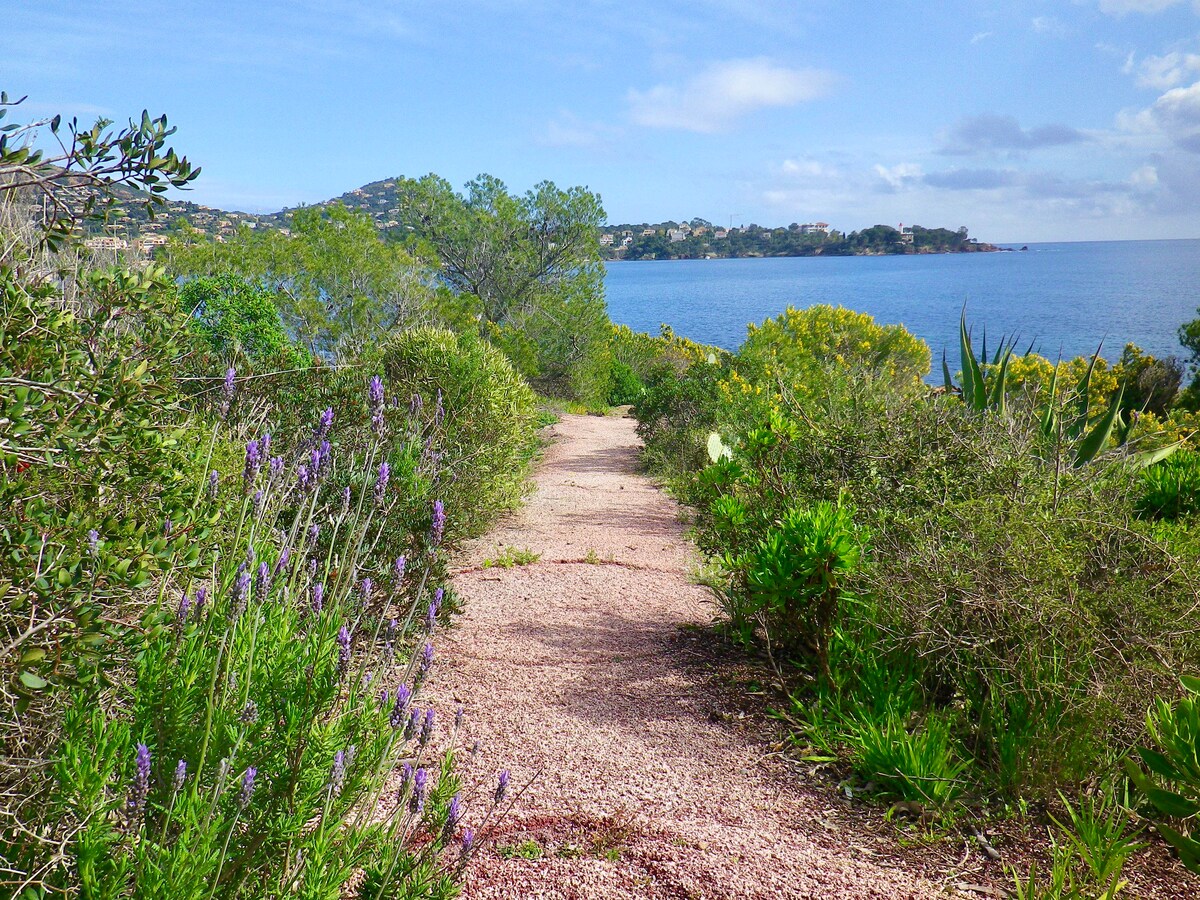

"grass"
[482, 546, 542, 569]
[496, 839, 544, 860]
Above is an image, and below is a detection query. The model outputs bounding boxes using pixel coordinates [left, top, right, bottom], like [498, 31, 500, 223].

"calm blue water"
[604, 240, 1200, 371]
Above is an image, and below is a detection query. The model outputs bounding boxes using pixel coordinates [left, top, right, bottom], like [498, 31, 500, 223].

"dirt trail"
[428, 412, 947, 899]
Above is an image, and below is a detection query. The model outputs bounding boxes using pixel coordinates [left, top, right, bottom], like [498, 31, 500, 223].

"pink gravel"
[425, 412, 952, 899]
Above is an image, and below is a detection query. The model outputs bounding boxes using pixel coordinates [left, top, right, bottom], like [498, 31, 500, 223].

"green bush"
[377, 327, 538, 536]
[180, 273, 310, 368]
[1139, 450, 1200, 519]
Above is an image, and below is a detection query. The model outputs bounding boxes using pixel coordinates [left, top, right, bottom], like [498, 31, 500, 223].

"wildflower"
[455, 705, 464, 729]
[233, 566, 251, 615]
[390, 683, 413, 729]
[430, 500, 445, 546]
[240, 700, 259, 725]
[172, 759, 187, 793]
[219, 366, 236, 419]
[404, 708, 420, 742]
[311, 583, 324, 615]
[207, 470, 219, 500]
[345, 744, 357, 768]
[342, 486, 352, 513]
[394, 555, 407, 583]
[177, 591, 192, 624]
[361, 670, 374, 690]
[495, 769, 510, 805]
[434, 389, 444, 426]
[296, 464, 311, 493]
[359, 577, 373, 602]
[399, 762, 413, 801]
[194, 586, 208, 614]
[308, 523, 319, 544]
[243, 439, 261, 487]
[433, 587, 444, 613]
[255, 562, 270, 602]
[415, 642, 434, 687]
[129, 743, 151, 819]
[329, 750, 345, 797]
[163, 518, 172, 538]
[87, 529, 100, 557]
[411, 768, 428, 814]
[260, 432, 271, 460]
[309, 447, 322, 479]
[316, 407, 334, 439]
[309, 558, 318, 579]
[374, 462, 390, 506]
[269, 455, 284, 477]
[460, 827, 475, 863]
[410, 393, 423, 416]
[443, 792, 462, 839]
[274, 547, 290, 575]
[238, 767, 257, 809]
[369, 375, 385, 434]
[420, 708, 435, 747]
[425, 601, 437, 632]
[337, 625, 352, 678]
[253, 489, 264, 515]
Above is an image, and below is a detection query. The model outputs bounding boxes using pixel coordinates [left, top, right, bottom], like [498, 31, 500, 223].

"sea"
[603, 239, 1200, 372]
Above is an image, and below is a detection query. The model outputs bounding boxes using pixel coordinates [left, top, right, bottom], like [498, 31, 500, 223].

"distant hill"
[82, 178, 993, 257]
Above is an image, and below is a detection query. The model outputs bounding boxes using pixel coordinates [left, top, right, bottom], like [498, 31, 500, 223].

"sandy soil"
[425, 413, 962, 898]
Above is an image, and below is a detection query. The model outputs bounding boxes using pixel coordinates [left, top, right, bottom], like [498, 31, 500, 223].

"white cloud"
[1151, 80, 1200, 151]
[1031, 16, 1068, 36]
[627, 57, 836, 133]
[780, 158, 837, 178]
[970, 31, 993, 45]
[873, 162, 923, 190]
[1135, 50, 1200, 89]
[1131, 164, 1160, 186]
[538, 112, 621, 149]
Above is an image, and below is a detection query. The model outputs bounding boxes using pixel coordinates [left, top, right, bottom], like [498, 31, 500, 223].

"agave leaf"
[1039, 366, 1060, 441]
[988, 348, 1013, 416]
[1125, 757, 1157, 795]
[960, 311, 986, 411]
[942, 349, 954, 392]
[1068, 344, 1104, 439]
[1138, 746, 1182, 782]
[1074, 384, 1124, 467]
[1182, 674, 1200, 694]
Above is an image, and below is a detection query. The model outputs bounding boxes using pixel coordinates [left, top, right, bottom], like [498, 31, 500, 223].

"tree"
[179, 273, 309, 367]
[397, 174, 611, 403]
[167, 203, 442, 358]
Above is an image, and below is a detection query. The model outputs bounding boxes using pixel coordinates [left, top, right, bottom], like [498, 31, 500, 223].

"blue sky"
[3, 0, 1199, 242]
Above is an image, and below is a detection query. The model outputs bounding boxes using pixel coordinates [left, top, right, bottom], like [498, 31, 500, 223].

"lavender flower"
[394, 555, 407, 583]
[374, 462, 390, 506]
[309, 447, 322, 479]
[255, 562, 271, 602]
[275, 547, 290, 575]
[240, 700, 259, 725]
[369, 375, 386, 434]
[404, 708, 420, 742]
[233, 566, 251, 615]
[415, 642, 434, 687]
[311, 583, 324, 615]
[411, 767, 428, 814]
[238, 767, 257, 809]
[220, 366, 236, 419]
[495, 769, 510, 805]
[260, 432, 271, 459]
[359, 577, 373, 602]
[308, 558, 318, 579]
[173, 759, 187, 793]
[390, 683, 413, 729]
[345, 744, 357, 768]
[243, 439, 261, 487]
[336, 625, 352, 678]
[87, 529, 100, 557]
[308, 523, 319, 544]
[410, 393, 423, 416]
[315, 407, 334, 439]
[319, 440, 331, 469]
[342, 486, 352, 513]
[163, 518, 172, 538]
[177, 591, 192, 624]
[129, 743, 150, 819]
[425, 601, 437, 632]
[253, 489, 264, 515]
[269, 455, 284, 477]
[455, 705, 464, 729]
[207, 470, 219, 501]
[296, 464, 311, 493]
[399, 762, 413, 800]
[430, 500, 445, 546]
[420, 708, 435, 747]
[443, 792, 461, 838]
[433, 587, 444, 613]
[329, 750, 346, 797]
[460, 827, 475, 861]
[434, 389, 445, 426]
[194, 586, 208, 614]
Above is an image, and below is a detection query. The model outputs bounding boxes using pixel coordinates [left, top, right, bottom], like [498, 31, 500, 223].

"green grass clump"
[482, 546, 541, 569]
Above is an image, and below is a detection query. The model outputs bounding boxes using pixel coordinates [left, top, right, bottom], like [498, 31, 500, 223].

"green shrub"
[179, 273, 310, 368]
[607, 359, 644, 406]
[377, 327, 538, 536]
[1138, 450, 1200, 519]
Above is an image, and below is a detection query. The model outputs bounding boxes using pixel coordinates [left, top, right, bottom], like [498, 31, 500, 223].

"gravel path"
[428, 412, 948, 899]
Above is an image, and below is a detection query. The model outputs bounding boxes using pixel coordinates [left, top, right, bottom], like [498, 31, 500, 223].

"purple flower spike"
[311, 583, 324, 615]
[337, 625, 352, 677]
[411, 767, 428, 814]
[374, 462, 390, 506]
[425, 601, 437, 632]
[87, 529, 100, 557]
[416, 642, 434, 686]
[410, 393, 423, 416]
[177, 591, 192, 624]
[253, 489, 264, 514]
[296, 464, 311, 493]
[309, 523, 319, 544]
[359, 577, 373, 601]
[430, 500, 445, 546]
[390, 683, 412, 729]
[433, 587, 444, 613]
[369, 375, 386, 434]
[405, 708, 420, 742]
[233, 567, 251, 615]
[315, 407, 334, 439]
[194, 586, 208, 614]
[330, 750, 346, 797]
[255, 562, 270, 601]
[238, 766, 257, 809]
[495, 769, 510, 805]
[260, 432, 271, 459]
[274, 547, 290, 575]
[163, 518, 172, 538]
[461, 827, 475, 858]
[442, 792, 462, 840]
[420, 708, 435, 747]
[270, 455, 284, 476]
[394, 555, 407, 583]
[220, 366, 236, 419]
[207, 470, 219, 500]
[173, 759, 187, 793]
[244, 439, 262, 487]
[129, 743, 151, 819]
[455, 705, 464, 729]
[399, 762, 413, 801]
[342, 486, 352, 512]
